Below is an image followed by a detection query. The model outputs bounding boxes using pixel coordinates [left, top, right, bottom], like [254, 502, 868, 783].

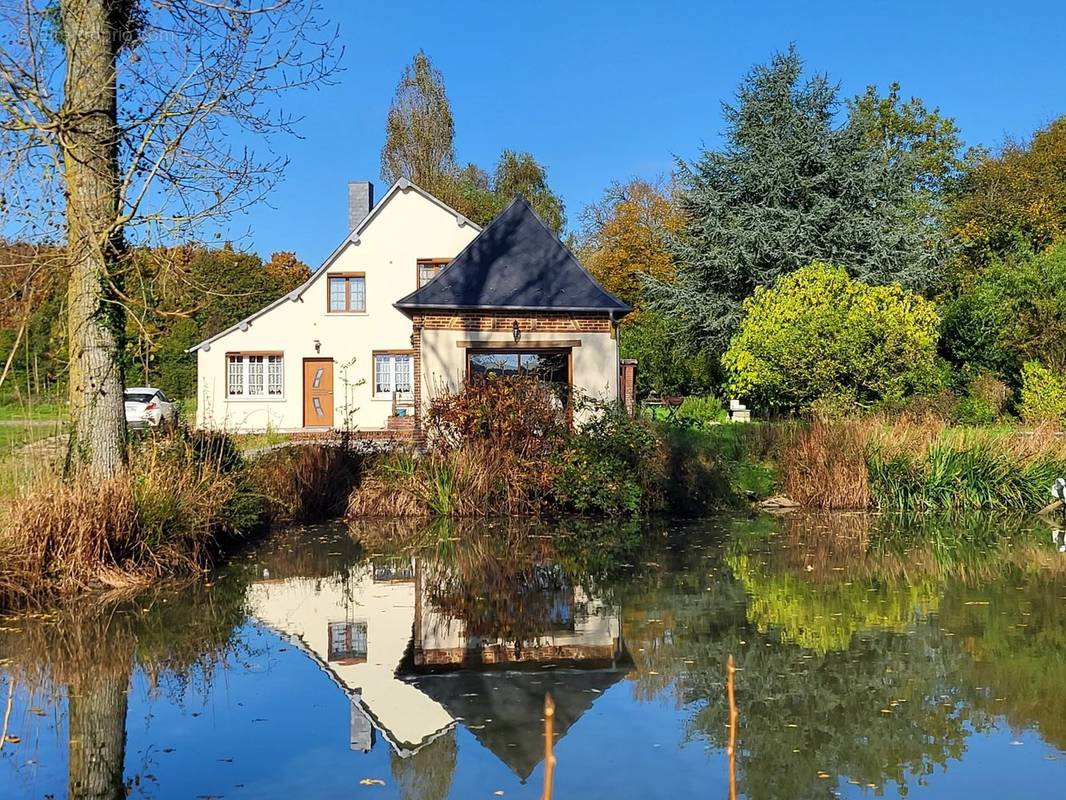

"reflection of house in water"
[247, 555, 628, 780]
[246, 560, 454, 756]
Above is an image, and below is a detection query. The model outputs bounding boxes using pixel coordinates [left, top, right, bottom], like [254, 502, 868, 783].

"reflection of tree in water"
[616, 514, 1023, 799]
[413, 518, 650, 645]
[0, 571, 250, 800]
[939, 568, 1066, 752]
[389, 729, 458, 800]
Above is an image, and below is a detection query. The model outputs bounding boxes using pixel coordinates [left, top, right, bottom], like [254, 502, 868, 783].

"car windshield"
[124, 392, 155, 404]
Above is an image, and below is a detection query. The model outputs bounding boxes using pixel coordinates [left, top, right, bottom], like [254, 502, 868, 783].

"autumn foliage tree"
[581, 179, 679, 309]
[948, 117, 1066, 267]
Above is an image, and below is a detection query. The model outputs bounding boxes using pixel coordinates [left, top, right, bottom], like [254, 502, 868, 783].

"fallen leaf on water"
[494, 791, 505, 796]
[816, 771, 830, 779]
[4, 735, 20, 744]
[28, 707, 45, 716]
[360, 778, 386, 786]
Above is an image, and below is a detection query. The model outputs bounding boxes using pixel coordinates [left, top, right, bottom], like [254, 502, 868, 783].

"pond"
[1, 513, 1065, 799]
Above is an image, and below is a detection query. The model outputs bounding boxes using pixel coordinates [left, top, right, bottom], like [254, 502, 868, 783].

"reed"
[0, 431, 255, 612]
[247, 442, 363, 524]
[776, 416, 1066, 511]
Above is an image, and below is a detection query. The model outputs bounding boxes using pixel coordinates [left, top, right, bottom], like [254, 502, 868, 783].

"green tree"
[380, 51, 457, 197]
[491, 150, 566, 234]
[722, 262, 941, 411]
[848, 81, 964, 214]
[619, 311, 715, 398]
[941, 239, 1066, 383]
[650, 47, 947, 353]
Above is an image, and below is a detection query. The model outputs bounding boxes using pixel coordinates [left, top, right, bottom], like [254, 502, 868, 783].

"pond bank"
[2, 512, 1065, 799]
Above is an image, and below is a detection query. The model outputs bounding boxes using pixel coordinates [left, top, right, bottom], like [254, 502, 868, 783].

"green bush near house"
[722, 262, 942, 413]
[1019, 361, 1066, 424]
[553, 403, 665, 516]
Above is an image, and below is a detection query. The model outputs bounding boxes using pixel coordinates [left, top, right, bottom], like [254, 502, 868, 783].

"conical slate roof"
[395, 196, 631, 315]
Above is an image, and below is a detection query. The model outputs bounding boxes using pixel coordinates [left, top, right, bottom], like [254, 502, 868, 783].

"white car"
[124, 387, 176, 428]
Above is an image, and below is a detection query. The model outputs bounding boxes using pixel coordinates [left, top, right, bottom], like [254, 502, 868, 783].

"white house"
[189, 179, 634, 436]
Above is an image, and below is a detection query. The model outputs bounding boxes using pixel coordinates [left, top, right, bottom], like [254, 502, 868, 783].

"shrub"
[553, 402, 666, 515]
[675, 395, 727, 429]
[954, 372, 1012, 425]
[424, 374, 566, 458]
[350, 377, 566, 518]
[1020, 361, 1066, 424]
[722, 262, 942, 412]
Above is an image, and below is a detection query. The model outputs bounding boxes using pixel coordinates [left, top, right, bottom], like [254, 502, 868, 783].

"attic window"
[417, 258, 450, 288]
[328, 273, 366, 312]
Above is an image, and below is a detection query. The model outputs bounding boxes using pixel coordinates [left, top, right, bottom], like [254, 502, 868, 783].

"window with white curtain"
[373, 353, 413, 399]
[227, 354, 284, 398]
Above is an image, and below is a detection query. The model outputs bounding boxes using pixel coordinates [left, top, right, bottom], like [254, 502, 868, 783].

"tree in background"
[0, 0, 339, 477]
[947, 117, 1066, 267]
[380, 53, 566, 233]
[848, 81, 965, 219]
[380, 50, 458, 199]
[491, 150, 566, 233]
[581, 179, 678, 309]
[722, 262, 941, 412]
[650, 47, 950, 355]
[579, 179, 708, 396]
[941, 239, 1066, 384]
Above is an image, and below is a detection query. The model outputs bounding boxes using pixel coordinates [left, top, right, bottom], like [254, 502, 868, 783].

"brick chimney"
[348, 181, 374, 232]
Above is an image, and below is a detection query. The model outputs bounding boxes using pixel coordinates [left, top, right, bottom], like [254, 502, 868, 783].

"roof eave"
[394, 302, 632, 316]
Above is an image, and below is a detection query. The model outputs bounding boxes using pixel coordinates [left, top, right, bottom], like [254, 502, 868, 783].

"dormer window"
[328, 273, 365, 312]
[417, 258, 450, 288]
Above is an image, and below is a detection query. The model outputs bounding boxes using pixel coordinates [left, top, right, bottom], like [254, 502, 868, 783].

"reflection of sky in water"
[1, 517, 1065, 799]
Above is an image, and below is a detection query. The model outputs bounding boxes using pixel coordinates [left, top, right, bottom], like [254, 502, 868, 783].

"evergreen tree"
[650, 46, 947, 353]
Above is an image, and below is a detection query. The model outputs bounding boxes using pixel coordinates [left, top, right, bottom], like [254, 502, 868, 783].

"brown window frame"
[372, 349, 415, 399]
[327, 272, 366, 313]
[416, 258, 451, 288]
[465, 347, 573, 385]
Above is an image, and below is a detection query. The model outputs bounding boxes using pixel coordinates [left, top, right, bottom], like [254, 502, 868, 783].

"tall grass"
[0, 431, 257, 611]
[247, 441, 363, 524]
[778, 416, 1066, 511]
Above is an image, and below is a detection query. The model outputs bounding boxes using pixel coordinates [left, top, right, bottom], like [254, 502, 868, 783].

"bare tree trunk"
[67, 668, 130, 800]
[62, 0, 127, 478]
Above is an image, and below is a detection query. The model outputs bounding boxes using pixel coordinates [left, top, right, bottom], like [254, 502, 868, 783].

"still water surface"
[1, 514, 1065, 799]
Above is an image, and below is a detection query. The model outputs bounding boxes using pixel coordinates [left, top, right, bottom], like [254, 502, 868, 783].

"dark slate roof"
[395, 196, 631, 315]
[407, 668, 626, 780]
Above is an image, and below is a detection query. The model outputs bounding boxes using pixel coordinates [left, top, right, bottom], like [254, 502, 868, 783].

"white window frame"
[373, 353, 414, 400]
[226, 353, 285, 400]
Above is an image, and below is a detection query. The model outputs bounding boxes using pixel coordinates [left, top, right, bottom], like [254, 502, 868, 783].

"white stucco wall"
[419, 327, 621, 418]
[246, 566, 454, 752]
[195, 186, 479, 432]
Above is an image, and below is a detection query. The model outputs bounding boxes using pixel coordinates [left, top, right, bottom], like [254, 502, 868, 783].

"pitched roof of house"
[186, 178, 481, 353]
[395, 196, 631, 316]
[408, 668, 626, 780]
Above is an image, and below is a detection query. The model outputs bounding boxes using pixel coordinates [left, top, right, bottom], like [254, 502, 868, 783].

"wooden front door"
[303, 358, 334, 427]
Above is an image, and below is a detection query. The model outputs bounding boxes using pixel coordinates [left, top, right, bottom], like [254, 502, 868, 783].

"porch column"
[620, 359, 637, 417]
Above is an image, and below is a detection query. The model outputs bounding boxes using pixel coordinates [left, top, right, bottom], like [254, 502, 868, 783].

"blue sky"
[235, 0, 1066, 264]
